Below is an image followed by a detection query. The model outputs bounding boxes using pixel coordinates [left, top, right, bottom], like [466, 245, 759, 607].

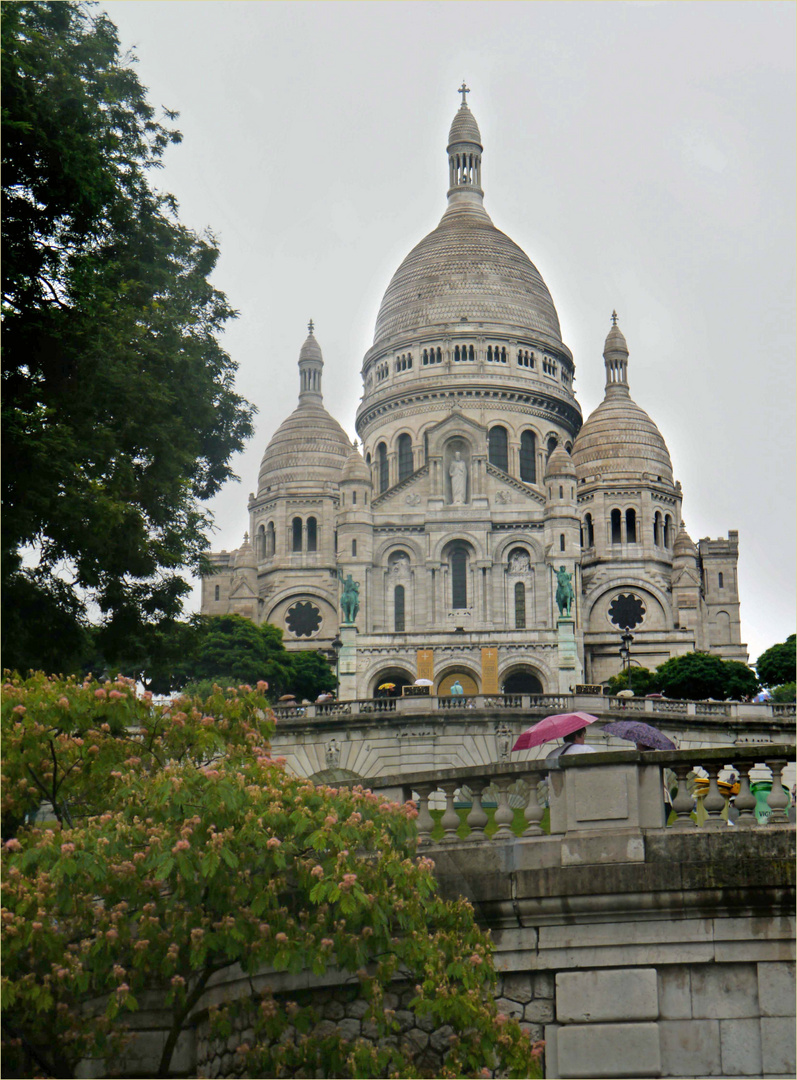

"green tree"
[756, 635, 796, 689]
[772, 682, 796, 703]
[606, 666, 658, 696]
[1, 674, 541, 1079]
[288, 649, 337, 701]
[1, 1, 255, 675]
[654, 652, 758, 701]
[184, 615, 294, 693]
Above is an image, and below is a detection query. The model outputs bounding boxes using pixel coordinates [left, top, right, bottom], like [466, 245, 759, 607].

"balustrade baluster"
[440, 782, 462, 841]
[701, 763, 728, 828]
[670, 763, 697, 829]
[492, 778, 514, 839]
[733, 763, 758, 827]
[414, 784, 435, 844]
[465, 780, 489, 841]
[765, 761, 790, 824]
[521, 773, 545, 836]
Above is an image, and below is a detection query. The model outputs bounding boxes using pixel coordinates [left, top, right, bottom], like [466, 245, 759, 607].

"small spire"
[308, 318, 314, 335]
[458, 81, 470, 105]
[243, 531, 249, 543]
[611, 310, 618, 326]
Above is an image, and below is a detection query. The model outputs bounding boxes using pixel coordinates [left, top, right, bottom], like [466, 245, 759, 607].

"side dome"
[545, 445, 576, 479]
[572, 316, 674, 484]
[258, 326, 352, 492]
[340, 442, 371, 484]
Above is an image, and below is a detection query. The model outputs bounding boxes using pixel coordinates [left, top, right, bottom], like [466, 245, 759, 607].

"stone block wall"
[538, 961, 796, 1079]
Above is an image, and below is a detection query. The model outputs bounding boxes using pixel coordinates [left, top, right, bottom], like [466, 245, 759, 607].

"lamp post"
[329, 635, 343, 698]
[619, 631, 634, 692]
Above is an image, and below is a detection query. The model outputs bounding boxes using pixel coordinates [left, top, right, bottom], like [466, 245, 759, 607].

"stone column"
[337, 624, 358, 701]
[556, 617, 583, 694]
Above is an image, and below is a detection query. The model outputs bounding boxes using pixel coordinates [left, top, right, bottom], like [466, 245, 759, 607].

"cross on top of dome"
[308, 318, 314, 335]
[458, 81, 470, 104]
[611, 310, 619, 326]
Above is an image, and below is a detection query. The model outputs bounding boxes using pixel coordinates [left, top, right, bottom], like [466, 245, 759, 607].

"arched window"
[718, 572, 724, 589]
[559, 485, 564, 499]
[654, 511, 662, 546]
[352, 491, 357, 505]
[520, 430, 536, 482]
[547, 436, 558, 459]
[625, 508, 637, 544]
[377, 442, 388, 493]
[468, 344, 475, 361]
[256, 524, 266, 560]
[664, 514, 673, 548]
[214, 584, 220, 602]
[397, 434, 413, 482]
[351, 539, 357, 556]
[585, 513, 595, 547]
[488, 426, 508, 471]
[514, 582, 526, 629]
[560, 533, 566, 552]
[306, 517, 317, 552]
[266, 521, 275, 557]
[451, 547, 468, 609]
[610, 509, 622, 544]
[394, 585, 405, 632]
[292, 517, 303, 552]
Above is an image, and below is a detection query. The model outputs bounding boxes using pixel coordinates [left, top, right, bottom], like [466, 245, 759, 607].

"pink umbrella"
[512, 712, 598, 751]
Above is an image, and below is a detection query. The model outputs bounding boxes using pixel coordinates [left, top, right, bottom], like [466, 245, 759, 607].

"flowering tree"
[1, 675, 541, 1079]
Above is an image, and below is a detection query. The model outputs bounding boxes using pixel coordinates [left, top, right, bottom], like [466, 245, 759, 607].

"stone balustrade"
[356, 744, 795, 846]
[271, 691, 795, 723]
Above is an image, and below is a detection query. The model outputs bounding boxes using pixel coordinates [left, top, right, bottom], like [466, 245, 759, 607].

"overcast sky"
[102, 0, 795, 666]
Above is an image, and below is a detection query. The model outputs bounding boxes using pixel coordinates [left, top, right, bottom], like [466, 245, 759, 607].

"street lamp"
[619, 631, 634, 691]
[329, 634, 343, 697]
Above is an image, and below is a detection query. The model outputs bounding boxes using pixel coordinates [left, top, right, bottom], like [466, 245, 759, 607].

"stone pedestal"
[557, 617, 583, 693]
[337, 624, 358, 701]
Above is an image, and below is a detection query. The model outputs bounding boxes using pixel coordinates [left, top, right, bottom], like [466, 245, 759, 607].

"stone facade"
[201, 91, 747, 695]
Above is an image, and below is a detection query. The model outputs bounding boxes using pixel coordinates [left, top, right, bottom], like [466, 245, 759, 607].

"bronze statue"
[555, 565, 574, 618]
[337, 568, 360, 623]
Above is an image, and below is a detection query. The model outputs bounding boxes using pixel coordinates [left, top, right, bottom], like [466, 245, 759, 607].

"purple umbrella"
[602, 720, 676, 751]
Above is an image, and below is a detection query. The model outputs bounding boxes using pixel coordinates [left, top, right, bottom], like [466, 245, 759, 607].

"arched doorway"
[437, 670, 479, 696]
[501, 669, 544, 694]
[371, 669, 413, 698]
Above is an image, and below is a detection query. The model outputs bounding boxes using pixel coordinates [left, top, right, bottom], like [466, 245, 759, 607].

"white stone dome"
[545, 445, 577, 479]
[373, 199, 563, 345]
[340, 442, 371, 484]
[448, 103, 482, 146]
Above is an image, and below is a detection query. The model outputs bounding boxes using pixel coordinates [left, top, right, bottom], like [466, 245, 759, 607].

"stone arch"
[369, 666, 414, 698]
[435, 663, 481, 696]
[493, 533, 544, 565]
[374, 535, 425, 566]
[583, 580, 673, 635]
[500, 664, 545, 694]
[712, 610, 732, 645]
[396, 432, 414, 482]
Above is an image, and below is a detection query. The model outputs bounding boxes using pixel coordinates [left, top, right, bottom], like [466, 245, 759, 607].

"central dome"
[373, 201, 563, 345]
[373, 96, 563, 347]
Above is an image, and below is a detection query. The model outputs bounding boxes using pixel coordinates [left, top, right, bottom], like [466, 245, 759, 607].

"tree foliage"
[654, 652, 758, 701]
[755, 635, 796, 689]
[606, 666, 657, 697]
[1, 674, 540, 1079]
[1, 1, 255, 675]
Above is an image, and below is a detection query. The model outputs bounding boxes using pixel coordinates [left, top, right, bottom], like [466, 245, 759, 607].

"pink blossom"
[142, 691, 153, 702]
[275, 932, 288, 944]
[88, 745, 100, 755]
[324, 814, 338, 827]
[4, 838, 22, 851]
[109, 690, 124, 700]
[101, 723, 111, 732]
[190, 928, 204, 942]
[115, 983, 130, 995]
[94, 689, 107, 699]
[105, 929, 119, 941]
[320, 938, 333, 948]
[32, 921, 43, 931]
[60, 843, 76, 855]
[172, 840, 190, 853]
[258, 923, 270, 935]
[266, 837, 281, 850]
[12, 705, 25, 715]
[469, 954, 483, 965]
[257, 681, 269, 691]
[134, 939, 149, 951]
[171, 975, 186, 987]
[310, 865, 323, 878]
[58, 697, 69, 708]
[112, 965, 126, 979]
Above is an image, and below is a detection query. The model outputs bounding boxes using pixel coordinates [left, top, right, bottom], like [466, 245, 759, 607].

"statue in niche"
[449, 451, 468, 505]
[509, 551, 531, 574]
[390, 555, 409, 577]
[325, 739, 340, 769]
[555, 565, 574, 618]
[496, 725, 511, 762]
[337, 568, 360, 623]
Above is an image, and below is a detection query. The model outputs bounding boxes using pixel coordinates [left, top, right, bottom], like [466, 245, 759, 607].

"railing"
[354, 745, 795, 846]
[271, 693, 795, 722]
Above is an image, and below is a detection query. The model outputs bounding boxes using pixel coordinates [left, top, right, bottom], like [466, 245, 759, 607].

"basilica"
[201, 89, 747, 697]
